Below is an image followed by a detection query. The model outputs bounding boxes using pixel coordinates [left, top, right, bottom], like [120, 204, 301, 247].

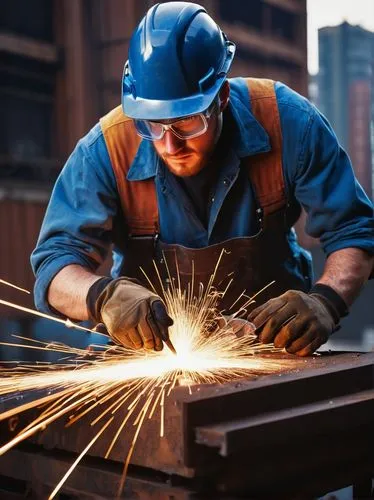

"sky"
[307, 0, 374, 75]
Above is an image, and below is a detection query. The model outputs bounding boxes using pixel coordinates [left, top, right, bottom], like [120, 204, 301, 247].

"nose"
[164, 130, 184, 155]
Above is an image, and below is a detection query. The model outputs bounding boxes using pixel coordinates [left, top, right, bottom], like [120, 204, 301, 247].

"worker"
[31, 2, 374, 356]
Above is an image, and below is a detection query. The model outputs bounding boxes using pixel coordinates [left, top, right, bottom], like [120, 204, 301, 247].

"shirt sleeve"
[30, 124, 118, 314]
[292, 104, 374, 257]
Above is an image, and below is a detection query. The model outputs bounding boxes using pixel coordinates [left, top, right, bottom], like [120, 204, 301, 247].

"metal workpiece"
[0, 351, 373, 498]
[0, 447, 198, 500]
[188, 352, 374, 455]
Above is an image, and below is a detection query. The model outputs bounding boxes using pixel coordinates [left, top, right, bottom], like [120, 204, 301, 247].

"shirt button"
[211, 197, 215, 203]
[223, 179, 228, 186]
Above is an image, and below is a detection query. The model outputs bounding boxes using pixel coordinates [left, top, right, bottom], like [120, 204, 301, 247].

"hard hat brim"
[122, 75, 227, 121]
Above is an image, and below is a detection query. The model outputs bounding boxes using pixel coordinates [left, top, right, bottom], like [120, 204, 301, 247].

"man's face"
[152, 105, 222, 177]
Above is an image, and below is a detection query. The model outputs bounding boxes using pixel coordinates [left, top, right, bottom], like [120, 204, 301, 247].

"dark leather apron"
[120, 207, 311, 316]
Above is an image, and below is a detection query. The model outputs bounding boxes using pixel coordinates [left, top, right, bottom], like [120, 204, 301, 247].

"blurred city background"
[0, 0, 373, 359]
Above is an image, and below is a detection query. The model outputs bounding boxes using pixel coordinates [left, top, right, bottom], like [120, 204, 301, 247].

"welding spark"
[0, 264, 293, 499]
[0, 299, 108, 337]
[0, 279, 30, 294]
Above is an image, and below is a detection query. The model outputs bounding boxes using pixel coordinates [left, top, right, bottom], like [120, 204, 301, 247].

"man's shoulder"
[100, 105, 133, 132]
[274, 81, 313, 113]
[77, 105, 134, 152]
[230, 77, 314, 117]
[74, 121, 110, 167]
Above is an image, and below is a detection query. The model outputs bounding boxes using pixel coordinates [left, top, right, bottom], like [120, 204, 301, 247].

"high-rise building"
[318, 22, 374, 199]
[311, 23, 374, 348]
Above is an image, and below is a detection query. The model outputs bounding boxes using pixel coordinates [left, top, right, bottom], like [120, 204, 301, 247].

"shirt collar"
[127, 78, 271, 181]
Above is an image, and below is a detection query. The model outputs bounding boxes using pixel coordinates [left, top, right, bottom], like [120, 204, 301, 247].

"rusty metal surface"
[0, 352, 373, 498]
[34, 388, 193, 477]
[0, 199, 47, 318]
[0, 427, 373, 499]
[202, 424, 374, 498]
[181, 352, 374, 432]
[0, 383, 193, 477]
[0, 352, 372, 474]
[0, 446, 197, 500]
[195, 388, 374, 455]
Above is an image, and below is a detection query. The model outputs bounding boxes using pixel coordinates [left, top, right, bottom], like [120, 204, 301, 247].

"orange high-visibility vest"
[100, 78, 285, 235]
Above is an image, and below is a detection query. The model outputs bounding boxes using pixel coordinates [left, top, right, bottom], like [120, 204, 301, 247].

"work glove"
[87, 277, 173, 351]
[247, 286, 348, 357]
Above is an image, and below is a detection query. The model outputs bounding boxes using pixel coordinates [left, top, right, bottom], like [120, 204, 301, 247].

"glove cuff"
[86, 277, 113, 323]
[309, 283, 349, 325]
[86, 276, 145, 324]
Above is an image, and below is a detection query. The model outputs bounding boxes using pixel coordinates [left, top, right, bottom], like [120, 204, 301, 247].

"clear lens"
[171, 114, 206, 138]
[134, 103, 214, 141]
[134, 120, 163, 140]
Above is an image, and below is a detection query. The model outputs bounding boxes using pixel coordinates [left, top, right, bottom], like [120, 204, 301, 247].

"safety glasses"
[134, 101, 217, 141]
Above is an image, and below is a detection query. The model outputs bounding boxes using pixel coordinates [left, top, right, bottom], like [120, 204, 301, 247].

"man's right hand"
[87, 277, 173, 351]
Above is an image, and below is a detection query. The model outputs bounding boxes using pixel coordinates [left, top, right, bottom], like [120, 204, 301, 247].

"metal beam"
[222, 22, 305, 65]
[0, 352, 373, 496]
[264, 0, 306, 14]
[0, 446, 196, 500]
[0, 32, 59, 64]
[195, 388, 374, 455]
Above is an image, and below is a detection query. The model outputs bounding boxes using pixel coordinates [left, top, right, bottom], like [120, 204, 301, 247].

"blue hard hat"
[122, 2, 236, 120]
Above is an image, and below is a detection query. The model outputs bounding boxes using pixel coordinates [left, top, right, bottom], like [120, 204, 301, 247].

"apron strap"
[244, 78, 286, 216]
[100, 106, 159, 235]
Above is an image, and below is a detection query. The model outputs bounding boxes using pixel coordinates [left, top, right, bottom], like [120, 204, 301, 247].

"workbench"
[0, 351, 373, 499]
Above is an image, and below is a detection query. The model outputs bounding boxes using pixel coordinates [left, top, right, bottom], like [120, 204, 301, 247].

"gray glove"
[247, 289, 341, 356]
[87, 277, 173, 351]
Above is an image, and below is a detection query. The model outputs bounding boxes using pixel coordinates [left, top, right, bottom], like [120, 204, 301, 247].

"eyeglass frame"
[134, 99, 219, 141]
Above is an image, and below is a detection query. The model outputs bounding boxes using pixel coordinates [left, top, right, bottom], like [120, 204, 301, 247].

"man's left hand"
[247, 290, 338, 356]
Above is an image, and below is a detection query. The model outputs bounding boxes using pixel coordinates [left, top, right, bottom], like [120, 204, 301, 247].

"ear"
[218, 80, 230, 112]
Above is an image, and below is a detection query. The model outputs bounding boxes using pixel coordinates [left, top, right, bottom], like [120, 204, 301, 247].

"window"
[1, 0, 54, 42]
[270, 6, 296, 42]
[219, 0, 262, 31]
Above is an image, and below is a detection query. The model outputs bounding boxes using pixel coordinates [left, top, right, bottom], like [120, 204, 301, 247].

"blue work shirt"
[31, 78, 374, 314]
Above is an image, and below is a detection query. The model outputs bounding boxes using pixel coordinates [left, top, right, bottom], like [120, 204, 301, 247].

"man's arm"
[31, 125, 117, 315]
[317, 248, 374, 306]
[248, 248, 373, 356]
[32, 126, 174, 351]
[248, 86, 374, 355]
[48, 265, 102, 320]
